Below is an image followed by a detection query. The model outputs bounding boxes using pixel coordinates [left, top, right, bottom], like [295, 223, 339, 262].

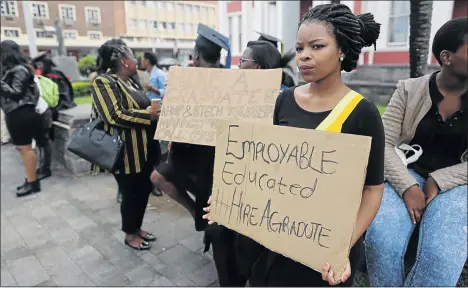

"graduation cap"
[196, 23, 231, 69]
[255, 31, 284, 55]
[31, 51, 56, 66]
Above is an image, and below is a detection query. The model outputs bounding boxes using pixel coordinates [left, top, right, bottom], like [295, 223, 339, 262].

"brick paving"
[0, 144, 218, 286]
[1, 144, 466, 287]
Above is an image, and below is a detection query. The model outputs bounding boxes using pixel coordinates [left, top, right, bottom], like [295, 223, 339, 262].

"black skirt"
[5, 105, 42, 146]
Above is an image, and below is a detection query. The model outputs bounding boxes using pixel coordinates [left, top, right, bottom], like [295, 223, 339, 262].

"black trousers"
[113, 163, 153, 234]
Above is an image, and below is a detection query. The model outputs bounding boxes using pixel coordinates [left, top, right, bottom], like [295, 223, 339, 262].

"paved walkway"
[0, 145, 218, 286]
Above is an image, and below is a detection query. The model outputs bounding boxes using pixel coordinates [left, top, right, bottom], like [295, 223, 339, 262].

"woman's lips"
[299, 66, 314, 73]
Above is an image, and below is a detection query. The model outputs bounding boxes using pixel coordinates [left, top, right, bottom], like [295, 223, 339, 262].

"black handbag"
[68, 119, 124, 172]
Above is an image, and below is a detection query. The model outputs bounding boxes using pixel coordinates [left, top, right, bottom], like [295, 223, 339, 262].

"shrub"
[78, 55, 97, 75]
[72, 81, 92, 98]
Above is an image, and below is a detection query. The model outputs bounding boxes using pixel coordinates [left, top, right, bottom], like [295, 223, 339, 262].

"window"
[238, 15, 242, 53]
[36, 30, 54, 38]
[178, 23, 183, 33]
[31, 2, 49, 19]
[388, 1, 410, 45]
[1, 1, 18, 17]
[157, 1, 165, 10]
[59, 5, 76, 22]
[201, 7, 207, 16]
[177, 4, 183, 12]
[184, 23, 191, 34]
[159, 22, 167, 31]
[2, 28, 20, 37]
[88, 31, 102, 40]
[151, 21, 158, 29]
[194, 6, 200, 13]
[185, 5, 192, 13]
[168, 22, 175, 31]
[85, 7, 101, 24]
[129, 19, 138, 29]
[228, 16, 233, 49]
[63, 30, 78, 39]
[167, 2, 173, 11]
[138, 20, 147, 29]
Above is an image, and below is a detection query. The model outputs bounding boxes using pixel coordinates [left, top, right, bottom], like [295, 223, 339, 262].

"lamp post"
[22, 0, 38, 57]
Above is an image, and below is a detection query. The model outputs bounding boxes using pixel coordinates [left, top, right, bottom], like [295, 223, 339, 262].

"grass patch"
[75, 96, 92, 105]
[377, 105, 386, 115]
[75, 95, 388, 115]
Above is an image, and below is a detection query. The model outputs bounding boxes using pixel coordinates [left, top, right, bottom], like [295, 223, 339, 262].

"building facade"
[1, 0, 217, 60]
[218, 0, 468, 66]
[1, 0, 125, 59]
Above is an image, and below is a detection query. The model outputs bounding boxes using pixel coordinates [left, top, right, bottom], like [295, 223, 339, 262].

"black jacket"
[0, 65, 39, 114]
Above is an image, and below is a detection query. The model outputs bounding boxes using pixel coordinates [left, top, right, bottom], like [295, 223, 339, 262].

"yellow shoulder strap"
[316, 90, 364, 133]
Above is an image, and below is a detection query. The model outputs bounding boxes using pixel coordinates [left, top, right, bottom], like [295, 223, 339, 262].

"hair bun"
[357, 13, 381, 50]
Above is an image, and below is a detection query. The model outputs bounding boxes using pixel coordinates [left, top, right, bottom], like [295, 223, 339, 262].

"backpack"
[37, 75, 59, 108]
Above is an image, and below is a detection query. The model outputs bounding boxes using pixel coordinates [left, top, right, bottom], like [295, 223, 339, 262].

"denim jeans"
[365, 169, 467, 287]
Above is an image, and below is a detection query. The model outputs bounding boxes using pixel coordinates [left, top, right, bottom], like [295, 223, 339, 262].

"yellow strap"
[316, 90, 364, 133]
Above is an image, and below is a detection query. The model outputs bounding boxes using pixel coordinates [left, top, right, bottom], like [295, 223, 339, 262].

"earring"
[447, 62, 451, 66]
[124, 64, 128, 68]
[339, 56, 344, 62]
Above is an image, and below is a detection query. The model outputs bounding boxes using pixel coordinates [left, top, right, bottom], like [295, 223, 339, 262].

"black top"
[408, 72, 467, 177]
[273, 87, 385, 185]
[249, 87, 385, 287]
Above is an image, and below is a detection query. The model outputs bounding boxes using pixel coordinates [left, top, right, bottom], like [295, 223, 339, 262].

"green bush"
[72, 81, 92, 98]
[78, 55, 97, 75]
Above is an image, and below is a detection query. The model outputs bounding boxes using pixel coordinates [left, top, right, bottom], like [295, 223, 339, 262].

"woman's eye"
[312, 45, 325, 49]
[295, 47, 303, 52]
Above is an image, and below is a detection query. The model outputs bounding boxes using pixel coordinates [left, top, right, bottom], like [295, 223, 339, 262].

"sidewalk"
[0, 145, 218, 286]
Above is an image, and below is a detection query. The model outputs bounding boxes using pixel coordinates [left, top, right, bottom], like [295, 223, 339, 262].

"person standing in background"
[1, 40, 42, 197]
[141, 52, 167, 100]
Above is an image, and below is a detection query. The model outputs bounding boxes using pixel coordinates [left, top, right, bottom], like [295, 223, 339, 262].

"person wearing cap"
[151, 23, 239, 286]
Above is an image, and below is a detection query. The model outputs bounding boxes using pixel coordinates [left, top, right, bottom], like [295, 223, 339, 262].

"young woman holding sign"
[204, 3, 385, 286]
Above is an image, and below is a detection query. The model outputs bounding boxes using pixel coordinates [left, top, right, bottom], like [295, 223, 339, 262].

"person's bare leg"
[151, 170, 196, 218]
[17, 145, 37, 181]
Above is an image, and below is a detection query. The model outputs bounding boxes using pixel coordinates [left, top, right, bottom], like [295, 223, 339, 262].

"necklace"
[119, 78, 136, 92]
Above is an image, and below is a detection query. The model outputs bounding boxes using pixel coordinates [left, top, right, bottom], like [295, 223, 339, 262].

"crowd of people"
[0, 3, 466, 287]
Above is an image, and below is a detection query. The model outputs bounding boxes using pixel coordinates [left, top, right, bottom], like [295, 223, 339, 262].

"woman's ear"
[439, 50, 452, 66]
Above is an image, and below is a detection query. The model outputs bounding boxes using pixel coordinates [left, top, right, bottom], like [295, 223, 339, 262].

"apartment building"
[123, 0, 218, 59]
[218, 0, 468, 66]
[1, 1, 125, 59]
[1, 0, 217, 60]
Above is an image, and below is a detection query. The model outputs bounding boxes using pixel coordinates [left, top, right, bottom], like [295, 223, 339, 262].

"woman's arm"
[92, 75, 152, 128]
[430, 162, 467, 192]
[382, 81, 419, 197]
[0, 67, 29, 99]
[351, 184, 383, 246]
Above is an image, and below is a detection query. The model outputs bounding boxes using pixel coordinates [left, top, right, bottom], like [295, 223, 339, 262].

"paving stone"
[140, 251, 167, 271]
[6, 255, 50, 286]
[179, 233, 205, 252]
[124, 263, 159, 286]
[157, 266, 198, 286]
[34, 246, 78, 273]
[79, 257, 118, 281]
[186, 262, 219, 286]
[158, 244, 211, 275]
[52, 272, 95, 286]
[1, 268, 17, 286]
[68, 244, 103, 265]
[1, 245, 31, 262]
[35, 278, 57, 286]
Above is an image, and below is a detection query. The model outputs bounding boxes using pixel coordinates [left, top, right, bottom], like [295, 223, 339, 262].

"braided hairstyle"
[96, 38, 129, 74]
[300, 4, 381, 72]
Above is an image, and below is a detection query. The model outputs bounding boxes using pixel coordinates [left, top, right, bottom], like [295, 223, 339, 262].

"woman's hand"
[202, 196, 215, 225]
[147, 105, 161, 121]
[423, 176, 439, 205]
[321, 260, 351, 285]
[403, 185, 426, 224]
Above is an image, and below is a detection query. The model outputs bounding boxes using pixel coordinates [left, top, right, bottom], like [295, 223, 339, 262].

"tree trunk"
[409, 0, 433, 78]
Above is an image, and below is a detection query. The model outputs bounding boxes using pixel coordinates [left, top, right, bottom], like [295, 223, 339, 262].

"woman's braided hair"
[300, 4, 381, 72]
[97, 39, 129, 74]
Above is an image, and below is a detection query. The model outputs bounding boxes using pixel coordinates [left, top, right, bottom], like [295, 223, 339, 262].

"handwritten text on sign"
[211, 120, 372, 279]
[155, 67, 282, 146]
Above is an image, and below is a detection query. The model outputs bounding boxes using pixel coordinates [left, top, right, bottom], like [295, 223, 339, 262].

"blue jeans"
[365, 169, 467, 286]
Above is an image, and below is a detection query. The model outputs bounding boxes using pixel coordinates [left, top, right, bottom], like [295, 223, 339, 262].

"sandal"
[124, 236, 151, 250]
[138, 231, 157, 242]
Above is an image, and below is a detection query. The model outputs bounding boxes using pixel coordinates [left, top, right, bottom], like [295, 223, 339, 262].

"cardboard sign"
[155, 67, 282, 146]
[211, 120, 372, 280]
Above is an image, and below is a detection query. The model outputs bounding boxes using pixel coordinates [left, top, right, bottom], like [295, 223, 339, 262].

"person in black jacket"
[0, 40, 42, 196]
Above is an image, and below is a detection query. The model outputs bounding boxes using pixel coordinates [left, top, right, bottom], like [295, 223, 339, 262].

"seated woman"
[91, 40, 161, 250]
[204, 4, 385, 287]
[365, 17, 467, 287]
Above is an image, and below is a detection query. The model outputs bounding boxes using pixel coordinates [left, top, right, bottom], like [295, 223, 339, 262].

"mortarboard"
[196, 23, 231, 69]
[255, 31, 284, 55]
[31, 51, 56, 66]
